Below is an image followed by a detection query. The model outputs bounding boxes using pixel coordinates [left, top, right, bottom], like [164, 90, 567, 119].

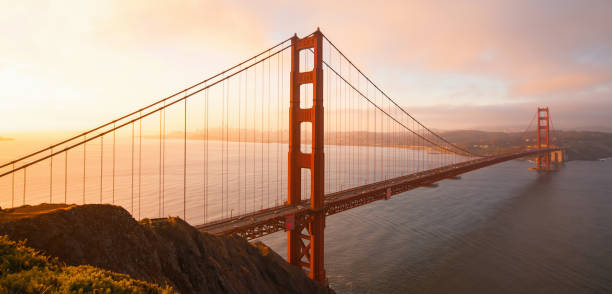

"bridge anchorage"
[0, 28, 564, 285]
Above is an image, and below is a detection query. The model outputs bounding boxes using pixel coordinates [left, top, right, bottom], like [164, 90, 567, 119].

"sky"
[1, 0, 612, 136]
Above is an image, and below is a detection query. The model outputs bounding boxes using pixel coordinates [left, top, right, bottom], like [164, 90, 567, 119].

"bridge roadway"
[195, 148, 560, 240]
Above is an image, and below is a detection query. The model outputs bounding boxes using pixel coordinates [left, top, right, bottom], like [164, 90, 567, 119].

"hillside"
[167, 128, 612, 161]
[441, 130, 612, 161]
[0, 204, 332, 294]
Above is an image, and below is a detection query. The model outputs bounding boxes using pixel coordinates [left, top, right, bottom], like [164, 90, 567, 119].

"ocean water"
[3, 139, 611, 293]
[260, 159, 612, 293]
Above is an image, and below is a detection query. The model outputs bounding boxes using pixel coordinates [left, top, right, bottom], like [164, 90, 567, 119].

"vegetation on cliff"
[0, 235, 173, 294]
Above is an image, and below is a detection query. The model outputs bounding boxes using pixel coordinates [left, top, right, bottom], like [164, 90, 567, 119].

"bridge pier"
[287, 29, 327, 284]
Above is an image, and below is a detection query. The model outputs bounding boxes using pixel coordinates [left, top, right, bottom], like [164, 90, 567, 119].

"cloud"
[272, 0, 612, 98]
[249, 0, 612, 129]
[512, 72, 609, 96]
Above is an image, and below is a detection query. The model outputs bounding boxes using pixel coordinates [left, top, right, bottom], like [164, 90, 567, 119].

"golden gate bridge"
[0, 29, 561, 283]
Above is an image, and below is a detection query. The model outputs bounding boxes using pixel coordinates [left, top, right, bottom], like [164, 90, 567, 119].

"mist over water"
[260, 160, 612, 293]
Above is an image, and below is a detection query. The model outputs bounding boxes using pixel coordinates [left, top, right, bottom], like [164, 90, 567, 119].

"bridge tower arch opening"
[287, 29, 326, 283]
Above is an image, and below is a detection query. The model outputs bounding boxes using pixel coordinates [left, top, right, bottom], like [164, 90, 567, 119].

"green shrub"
[0, 235, 175, 294]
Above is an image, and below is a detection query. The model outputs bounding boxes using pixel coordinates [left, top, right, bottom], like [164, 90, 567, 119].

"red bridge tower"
[536, 107, 550, 170]
[287, 29, 326, 283]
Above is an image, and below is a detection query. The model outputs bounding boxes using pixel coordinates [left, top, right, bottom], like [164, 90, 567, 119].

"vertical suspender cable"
[355, 73, 363, 185]
[394, 113, 397, 177]
[390, 98, 393, 179]
[244, 72, 248, 211]
[227, 75, 230, 215]
[83, 135, 86, 204]
[50, 148, 53, 202]
[184, 95, 187, 221]
[280, 51, 284, 203]
[424, 130, 427, 171]
[138, 113, 142, 219]
[224, 78, 228, 217]
[205, 86, 209, 222]
[335, 50, 339, 191]
[422, 126, 424, 172]
[417, 125, 423, 173]
[65, 151, 68, 203]
[351, 68, 355, 187]
[221, 75, 226, 218]
[418, 123, 421, 173]
[412, 119, 415, 174]
[357, 75, 361, 184]
[238, 69, 242, 213]
[343, 58, 347, 188]
[261, 57, 265, 207]
[100, 136, 103, 203]
[381, 92, 384, 179]
[276, 53, 280, 206]
[202, 83, 207, 223]
[23, 168, 26, 205]
[227, 77, 231, 215]
[350, 67, 353, 186]
[244, 71, 248, 211]
[374, 91, 377, 182]
[267, 55, 271, 208]
[384, 96, 387, 179]
[392, 112, 395, 177]
[366, 83, 369, 184]
[340, 56, 344, 189]
[381, 94, 384, 178]
[12, 163, 15, 208]
[159, 109, 162, 217]
[131, 122, 134, 214]
[253, 64, 256, 212]
[162, 103, 166, 216]
[112, 123, 116, 204]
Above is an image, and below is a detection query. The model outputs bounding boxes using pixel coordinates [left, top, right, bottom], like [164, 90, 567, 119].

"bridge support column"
[287, 29, 326, 284]
[536, 107, 550, 170]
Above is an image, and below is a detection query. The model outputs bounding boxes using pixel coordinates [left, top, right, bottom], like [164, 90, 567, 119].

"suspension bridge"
[0, 29, 562, 283]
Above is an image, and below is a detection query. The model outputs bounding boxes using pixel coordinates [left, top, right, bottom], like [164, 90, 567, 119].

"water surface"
[260, 160, 612, 293]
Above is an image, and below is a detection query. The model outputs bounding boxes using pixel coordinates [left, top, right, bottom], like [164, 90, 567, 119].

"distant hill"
[155, 128, 610, 161]
[441, 130, 612, 161]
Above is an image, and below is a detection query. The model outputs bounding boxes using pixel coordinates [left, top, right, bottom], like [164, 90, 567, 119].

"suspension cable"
[0, 44, 291, 178]
[323, 61, 468, 157]
[0, 37, 293, 171]
[321, 34, 479, 157]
